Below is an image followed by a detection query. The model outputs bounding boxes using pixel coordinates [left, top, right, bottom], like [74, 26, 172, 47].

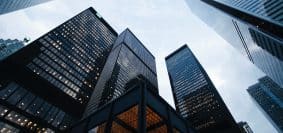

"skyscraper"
[84, 28, 158, 117]
[0, 0, 52, 15]
[0, 39, 25, 60]
[0, 7, 117, 132]
[165, 45, 239, 133]
[185, 0, 283, 88]
[248, 76, 283, 132]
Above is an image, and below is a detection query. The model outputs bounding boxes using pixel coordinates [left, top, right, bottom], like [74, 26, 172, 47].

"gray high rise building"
[0, 0, 51, 15]
[165, 45, 239, 133]
[0, 39, 25, 60]
[84, 29, 158, 118]
[185, 0, 283, 88]
[248, 76, 283, 132]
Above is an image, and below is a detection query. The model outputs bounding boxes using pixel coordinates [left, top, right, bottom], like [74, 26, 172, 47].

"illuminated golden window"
[146, 107, 162, 128]
[146, 107, 167, 133]
[116, 105, 138, 129]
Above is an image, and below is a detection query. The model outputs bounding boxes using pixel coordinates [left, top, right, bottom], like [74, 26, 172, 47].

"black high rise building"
[84, 29, 158, 118]
[165, 45, 239, 133]
[0, 0, 52, 15]
[248, 76, 283, 132]
[0, 7, 117, 132]
[185, 0, 283, 88]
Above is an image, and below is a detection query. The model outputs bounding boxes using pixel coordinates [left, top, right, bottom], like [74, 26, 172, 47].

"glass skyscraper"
[0, 0, 51, 15]
[0, 7, 117, 132]
[165, 45, 239, 133]
[0, 39, 25, 60]
[248, 76, 283, 132]
[185, 0, 283, 88]
[84, 28, 158, 118]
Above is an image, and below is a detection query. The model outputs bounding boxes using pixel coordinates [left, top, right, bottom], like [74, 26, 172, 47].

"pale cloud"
[0, 11, 43, 40]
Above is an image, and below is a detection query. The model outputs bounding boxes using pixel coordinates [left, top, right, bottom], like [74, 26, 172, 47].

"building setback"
[185, 0, 283, 88]
[0, 7, 117, 132]
[165, 45, 239, 133]
[248, 76, 283, 132]
[83, 28, 158, 118]
[0, 0, 52, 15]
[0, 39, 25, 60]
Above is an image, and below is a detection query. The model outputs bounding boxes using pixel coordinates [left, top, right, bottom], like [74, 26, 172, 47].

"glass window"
[0, 105, 9, 117]
[16, 92, 35, 110]
[0, 82, 18, 100]
[6, 87, 27, 105]
[116, 105, 138, 129]
[146, 106, 167, 133]
[5, 111, 29, 127]
[26, 97, 44, 115]
[0, 121, 19, 133]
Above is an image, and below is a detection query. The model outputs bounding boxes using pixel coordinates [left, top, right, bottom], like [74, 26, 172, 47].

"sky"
[0, 0, 278, 132]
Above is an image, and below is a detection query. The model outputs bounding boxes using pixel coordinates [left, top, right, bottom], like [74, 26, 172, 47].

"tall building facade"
[84, 29, 158, 117]
[185, 0, 283, 88]
[0, 0, 51, 15]
[165, 45, 239, 133]
[0, 39, 25, 60]
[248, 76, 283, 132]
[0, 7, 117, 132]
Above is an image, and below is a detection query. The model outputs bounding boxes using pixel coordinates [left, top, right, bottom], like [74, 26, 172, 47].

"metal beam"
[114, 117, 137, 132]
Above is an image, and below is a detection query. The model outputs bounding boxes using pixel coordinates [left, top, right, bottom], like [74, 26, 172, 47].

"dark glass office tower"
[84, 29, 158, 118]
[0, 7, 117, 132]
[185, 0, 283, 88]
[248, 76, 283, 132]
[0, 0, 51, 15]
[165, 45, 239, 133]
[0, 39, 25, 60]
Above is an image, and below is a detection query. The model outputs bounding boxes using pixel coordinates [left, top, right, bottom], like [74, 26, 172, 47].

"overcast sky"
[0, 0, 278, 132]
